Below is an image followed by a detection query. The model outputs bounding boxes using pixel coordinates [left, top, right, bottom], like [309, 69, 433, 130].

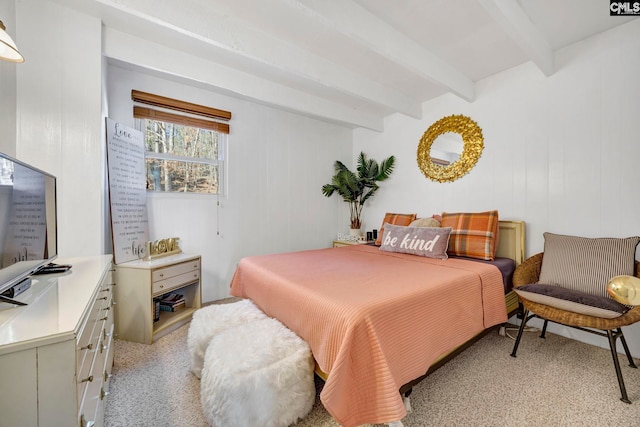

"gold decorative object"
[607, 275, 640, 306]
[417, 114, 484, 183]
[145, 237, 181, 260]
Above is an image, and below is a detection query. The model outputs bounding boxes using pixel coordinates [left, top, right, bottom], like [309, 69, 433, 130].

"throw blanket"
[230, 244, 507, 427]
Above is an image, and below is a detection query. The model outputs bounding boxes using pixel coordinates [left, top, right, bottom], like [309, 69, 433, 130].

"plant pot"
[349, 228, 362, 239]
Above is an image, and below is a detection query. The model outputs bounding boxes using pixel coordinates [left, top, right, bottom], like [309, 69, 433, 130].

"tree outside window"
[140, 119, 225, 194]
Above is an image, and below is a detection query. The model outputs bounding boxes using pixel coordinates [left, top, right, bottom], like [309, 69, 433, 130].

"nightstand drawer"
[152, 270, 200, 296]
[152, 259, 200, 282]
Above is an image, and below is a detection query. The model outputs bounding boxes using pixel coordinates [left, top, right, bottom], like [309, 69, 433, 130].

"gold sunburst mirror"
[417, 114, 484, 183]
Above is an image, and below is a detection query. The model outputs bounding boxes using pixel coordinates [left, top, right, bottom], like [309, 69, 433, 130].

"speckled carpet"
[104, 322, 640, 427]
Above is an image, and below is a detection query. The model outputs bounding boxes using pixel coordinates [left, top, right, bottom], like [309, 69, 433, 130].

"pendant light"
[0, 20, 24, 63]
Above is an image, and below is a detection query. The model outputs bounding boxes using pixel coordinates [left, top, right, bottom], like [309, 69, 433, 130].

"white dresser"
[0, 255, 114, 427]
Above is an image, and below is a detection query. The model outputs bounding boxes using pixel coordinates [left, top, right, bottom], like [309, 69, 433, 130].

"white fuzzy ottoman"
[200, 318, 315, 427]
[187, 299, 268, 378]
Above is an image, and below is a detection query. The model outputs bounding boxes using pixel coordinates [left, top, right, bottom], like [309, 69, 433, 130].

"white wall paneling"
[354, 20, 640, 356]
[107, 65, 351, 302]
[15, 0, 104, 257]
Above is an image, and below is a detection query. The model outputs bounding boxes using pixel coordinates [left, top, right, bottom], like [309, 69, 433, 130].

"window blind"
[133, 106, 229, 134]
[132, 90, 231, 134]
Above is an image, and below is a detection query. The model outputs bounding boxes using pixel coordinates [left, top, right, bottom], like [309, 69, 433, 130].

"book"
[153, 298, 161, 322]
[159, 293, 184, 305]
[159, 300, 185, 312]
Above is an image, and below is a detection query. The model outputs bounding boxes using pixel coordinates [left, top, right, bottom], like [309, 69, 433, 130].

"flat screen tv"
[0, 152, 57, 303]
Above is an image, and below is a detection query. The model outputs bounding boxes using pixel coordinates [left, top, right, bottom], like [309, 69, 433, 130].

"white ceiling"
[57, 0, 638, 130]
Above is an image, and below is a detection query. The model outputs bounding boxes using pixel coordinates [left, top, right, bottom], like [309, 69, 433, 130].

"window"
[132, 91, 231, 195]
[138, 117, 225, 194]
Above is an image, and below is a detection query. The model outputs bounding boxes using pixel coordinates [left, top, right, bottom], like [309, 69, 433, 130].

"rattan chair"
[510, 252, 640, 403]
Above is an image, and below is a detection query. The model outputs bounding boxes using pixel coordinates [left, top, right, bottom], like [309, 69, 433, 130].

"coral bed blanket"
[229, 244, 507, 427]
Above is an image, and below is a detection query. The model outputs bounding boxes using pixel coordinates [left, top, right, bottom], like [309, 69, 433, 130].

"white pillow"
[409, 217, 441, 228]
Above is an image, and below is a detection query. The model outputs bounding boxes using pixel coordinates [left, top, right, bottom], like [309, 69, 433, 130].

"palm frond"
[321, 183, 336, 197]
[334, 160, 350, 174]
[376, 156, 395, 181]
[330, 170, 358, 203]
[356, 152, 367, 175]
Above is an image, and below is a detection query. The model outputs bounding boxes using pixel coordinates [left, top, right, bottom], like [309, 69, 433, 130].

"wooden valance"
[131, 90, 231, 121]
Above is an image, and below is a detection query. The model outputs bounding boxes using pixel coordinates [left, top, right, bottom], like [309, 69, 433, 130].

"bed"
[230, 219, 525, 427]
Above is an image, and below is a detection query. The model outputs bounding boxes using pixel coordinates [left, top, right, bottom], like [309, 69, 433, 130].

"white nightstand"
[113, 253, 201, 344]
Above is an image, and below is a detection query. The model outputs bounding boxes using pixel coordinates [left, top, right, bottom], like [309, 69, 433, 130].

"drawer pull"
[101, 344, 108, 353]
[99, 316, 108, 321]
[80, 414, 95, 427]
[104, 371, 113, 382]
[96, 296, 107, 301]
[80, 343, 93, 351]
[100, 388, 110, 400]
[103, 306, 111, 311]
[159, 273, 164, 278]
[79, 375, 93, 383]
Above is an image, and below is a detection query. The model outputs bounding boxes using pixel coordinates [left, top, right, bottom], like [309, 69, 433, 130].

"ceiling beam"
[104, 29, 385, 131]
[93, 0, 421, 121]
[478, 0, 554, 76]
[289, 0, 475, 101]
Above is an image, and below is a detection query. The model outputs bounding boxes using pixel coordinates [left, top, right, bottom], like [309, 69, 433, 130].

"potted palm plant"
[322, 151, 395, 236]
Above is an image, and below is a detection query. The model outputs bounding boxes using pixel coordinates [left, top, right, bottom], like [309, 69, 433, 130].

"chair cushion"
[515, 283, 630, 319]
[538, 233, 640, 298]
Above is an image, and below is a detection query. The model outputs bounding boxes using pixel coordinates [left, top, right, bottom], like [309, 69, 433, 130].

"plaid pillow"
[375, 212, 417, 245]
[441, 210, 499, 260]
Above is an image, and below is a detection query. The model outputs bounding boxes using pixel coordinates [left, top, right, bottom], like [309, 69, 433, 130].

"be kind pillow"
[379, 223, 452, 259]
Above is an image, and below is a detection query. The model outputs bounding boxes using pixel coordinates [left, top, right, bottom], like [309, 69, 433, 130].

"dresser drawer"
[152, 270, 200, 296]
[76, 293, 109, 388]
[79, 349, 102, 427]
[152, 259, 200, 283]
[77, 292, 104, 352]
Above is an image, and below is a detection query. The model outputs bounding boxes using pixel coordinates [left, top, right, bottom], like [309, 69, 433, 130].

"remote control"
[32, 264, 72, 275]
